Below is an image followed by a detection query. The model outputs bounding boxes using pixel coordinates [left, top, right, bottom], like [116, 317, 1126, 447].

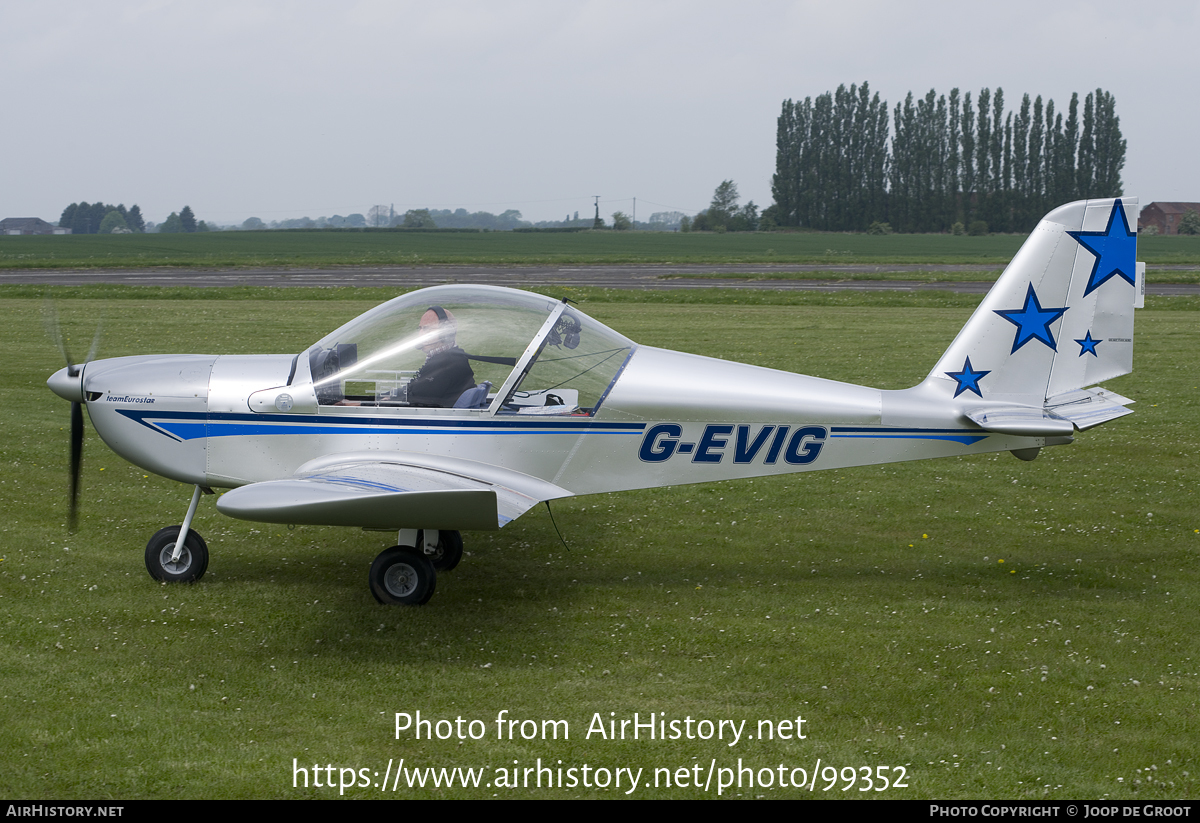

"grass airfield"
[1, 286, 1197, 799]
[3, 229, 1200, 274]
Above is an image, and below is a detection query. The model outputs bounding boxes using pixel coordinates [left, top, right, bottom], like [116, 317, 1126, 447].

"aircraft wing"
[215, 451, 573, 530]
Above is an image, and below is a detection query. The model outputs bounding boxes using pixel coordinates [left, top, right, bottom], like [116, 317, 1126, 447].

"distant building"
[1, 217, 69, 235]
[1139, 202, 1200, 236]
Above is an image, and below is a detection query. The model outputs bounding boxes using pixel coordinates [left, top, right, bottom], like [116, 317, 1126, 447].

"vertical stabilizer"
[928, 198, 1140, 406]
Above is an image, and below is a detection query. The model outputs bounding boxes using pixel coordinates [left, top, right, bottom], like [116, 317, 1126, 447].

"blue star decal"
[1075, 330, 1102, 357]
[945, 356, 991, 398]
[994, 284, 1069, 353]
[1068, 198, 1137, 296]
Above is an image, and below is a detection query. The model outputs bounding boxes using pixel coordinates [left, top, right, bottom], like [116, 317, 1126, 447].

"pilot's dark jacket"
[406, 346, 476, 407]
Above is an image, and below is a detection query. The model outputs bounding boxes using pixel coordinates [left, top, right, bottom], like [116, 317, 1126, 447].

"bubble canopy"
[304, 285, 636, 415]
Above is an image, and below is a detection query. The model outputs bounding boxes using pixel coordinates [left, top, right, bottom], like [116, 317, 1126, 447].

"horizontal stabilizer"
[217, 452, 573, 529]
[1045, 386, 1135, 431]
[964, 406, 1075, 437]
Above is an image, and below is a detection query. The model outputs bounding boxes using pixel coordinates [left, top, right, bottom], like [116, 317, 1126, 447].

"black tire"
[369, 546, 436, 605]
[422, 529, 464, 572]
[145, 526, 209, 583]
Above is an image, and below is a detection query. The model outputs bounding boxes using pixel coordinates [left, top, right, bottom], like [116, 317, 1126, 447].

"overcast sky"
[4, 0, 1196, 226]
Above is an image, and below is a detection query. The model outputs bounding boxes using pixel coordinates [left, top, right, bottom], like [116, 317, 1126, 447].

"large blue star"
[1075, 330, 1102, 357]
[945, 356, 991, 398]
[1068, 198, 1137, 296]
[994, 284, 1069, 353]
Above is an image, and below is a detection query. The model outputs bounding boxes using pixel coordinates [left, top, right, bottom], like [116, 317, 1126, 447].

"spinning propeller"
[44, 300, 102, 531]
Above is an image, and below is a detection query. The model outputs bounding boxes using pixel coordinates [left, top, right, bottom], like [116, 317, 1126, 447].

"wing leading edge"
[215, 451, 573, 530]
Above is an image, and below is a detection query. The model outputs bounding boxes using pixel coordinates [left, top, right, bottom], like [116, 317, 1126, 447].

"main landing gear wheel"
[145, 526, 209, 583]
[370, 546, 437, 606]
[423, 529, 463, 572]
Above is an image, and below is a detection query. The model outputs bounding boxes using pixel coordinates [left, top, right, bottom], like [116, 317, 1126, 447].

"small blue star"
[1068, 199, 1137, 297]
[994, 284, 1069, 353]
[1075, 330, 1103, 357]
[945, 356, 991, 398]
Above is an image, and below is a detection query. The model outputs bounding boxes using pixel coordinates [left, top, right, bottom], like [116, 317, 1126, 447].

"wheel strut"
[171, 485, 204, 564]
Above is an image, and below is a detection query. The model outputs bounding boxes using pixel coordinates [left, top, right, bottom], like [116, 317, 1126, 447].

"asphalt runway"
[3, 264, 1198, 294]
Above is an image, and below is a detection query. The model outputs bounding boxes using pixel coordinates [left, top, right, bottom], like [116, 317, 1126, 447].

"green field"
[4, 230, 1200, 275]
[1, 287, 1197, 798]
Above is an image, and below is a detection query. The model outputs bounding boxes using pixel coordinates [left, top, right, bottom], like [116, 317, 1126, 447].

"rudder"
[929, 197, 1141, 408]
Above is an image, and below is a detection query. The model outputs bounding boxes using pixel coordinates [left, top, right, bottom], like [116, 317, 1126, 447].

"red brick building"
[1138, 202, 1200, 235]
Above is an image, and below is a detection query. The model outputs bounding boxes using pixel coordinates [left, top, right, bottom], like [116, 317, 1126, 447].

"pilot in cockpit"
[403, 305, 477, 407]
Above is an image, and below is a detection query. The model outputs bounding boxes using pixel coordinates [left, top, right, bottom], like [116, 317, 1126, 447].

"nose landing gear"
[145, 526, 209, 583]
[144, 485, 211, 583]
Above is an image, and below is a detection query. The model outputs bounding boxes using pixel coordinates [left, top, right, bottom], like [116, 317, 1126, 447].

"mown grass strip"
[2, 289, 1196, 798]
[5, 230, 1200, 270]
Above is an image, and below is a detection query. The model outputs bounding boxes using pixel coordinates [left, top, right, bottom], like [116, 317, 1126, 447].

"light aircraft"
[48, 197, 1143, 605]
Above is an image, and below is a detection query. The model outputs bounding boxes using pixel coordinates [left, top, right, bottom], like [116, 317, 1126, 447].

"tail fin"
[928, 198, 1141, 432]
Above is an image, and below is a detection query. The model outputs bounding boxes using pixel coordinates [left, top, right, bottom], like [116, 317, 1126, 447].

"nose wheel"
[144, 485, 210, 583]
[145, 526, 209, 583]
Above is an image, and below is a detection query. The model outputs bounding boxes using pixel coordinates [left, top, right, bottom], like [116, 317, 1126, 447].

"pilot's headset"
[547, 312, 581, 349]
[422, 305, 457, 347]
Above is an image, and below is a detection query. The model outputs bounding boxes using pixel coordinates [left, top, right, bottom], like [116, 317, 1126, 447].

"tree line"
[684, 181, 759, 232]
[158, 206, 210, 233]
[60, 202, 146, 234]
[59, 202, 210, 233]
[767, 83, 1126, 234]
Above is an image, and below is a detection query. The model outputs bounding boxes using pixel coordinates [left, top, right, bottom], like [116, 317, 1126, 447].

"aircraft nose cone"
[48, 366, 84, 403]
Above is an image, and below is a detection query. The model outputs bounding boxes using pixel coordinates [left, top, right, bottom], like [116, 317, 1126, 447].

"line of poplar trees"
[768, 83, 1126, 234]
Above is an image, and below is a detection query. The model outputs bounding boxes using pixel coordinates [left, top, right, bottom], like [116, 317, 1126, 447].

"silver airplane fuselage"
[45, 198, 1143, 604]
